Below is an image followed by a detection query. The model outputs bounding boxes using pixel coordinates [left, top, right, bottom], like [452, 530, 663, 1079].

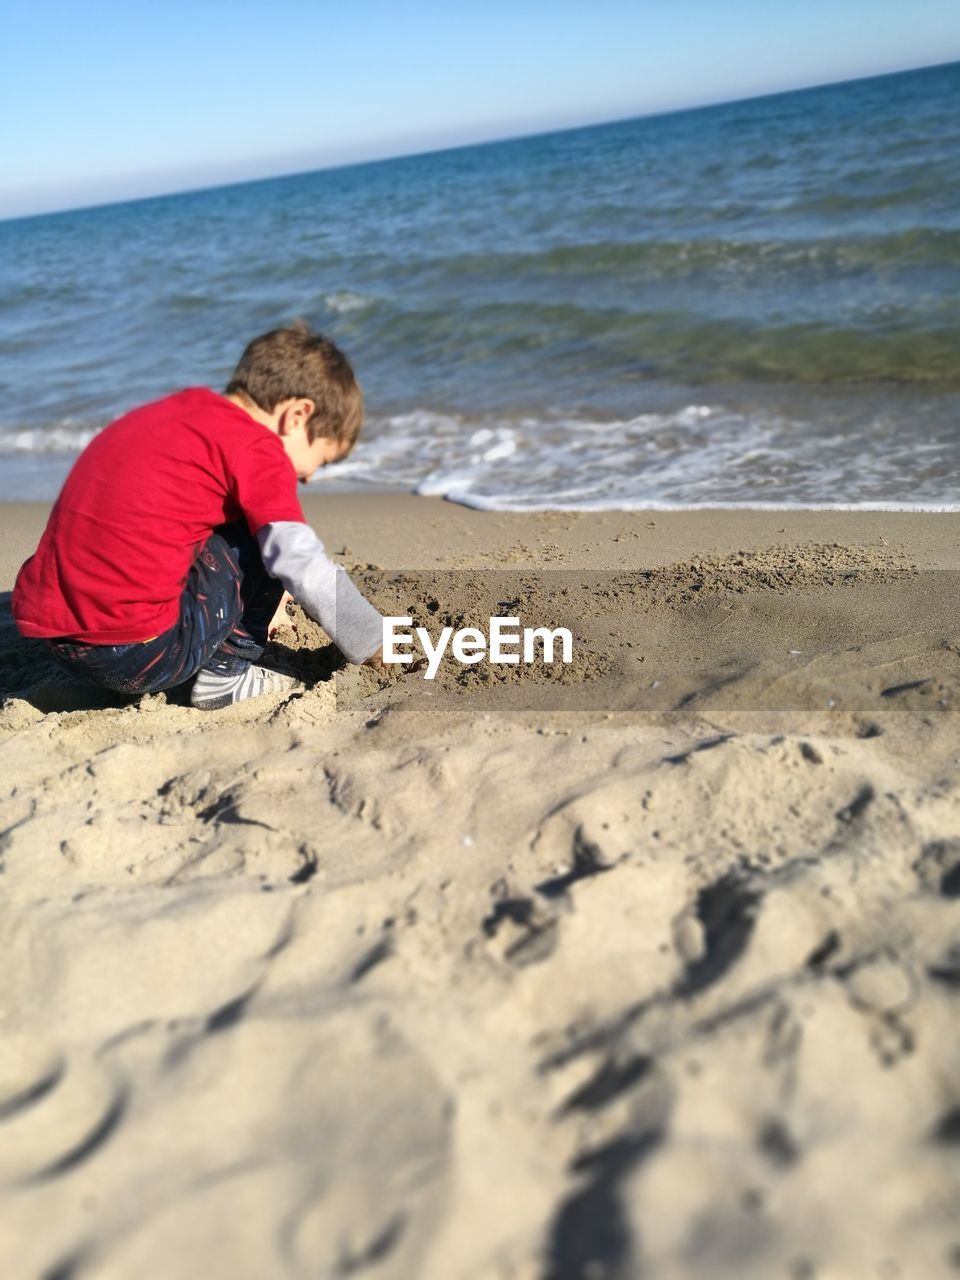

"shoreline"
[3, 496, 960, 582]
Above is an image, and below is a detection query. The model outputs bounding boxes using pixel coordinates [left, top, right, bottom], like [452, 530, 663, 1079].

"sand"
[1, 495, 959, 1280]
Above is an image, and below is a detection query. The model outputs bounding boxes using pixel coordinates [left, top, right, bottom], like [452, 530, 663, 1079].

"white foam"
[8, 402, 960, 513]
[322, 290, 372, 314]
[313, 403, 960, 512]
[446, 496, 960, 513]
[0, 424, 99, 455]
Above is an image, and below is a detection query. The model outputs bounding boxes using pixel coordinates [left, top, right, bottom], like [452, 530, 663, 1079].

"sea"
[1, 61, 958, 511]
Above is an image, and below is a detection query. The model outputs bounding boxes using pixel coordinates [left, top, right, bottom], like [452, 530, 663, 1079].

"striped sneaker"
[190, 662, 301, 710]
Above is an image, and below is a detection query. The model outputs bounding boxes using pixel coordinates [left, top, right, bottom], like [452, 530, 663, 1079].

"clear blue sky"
[4, 0, 958, 218]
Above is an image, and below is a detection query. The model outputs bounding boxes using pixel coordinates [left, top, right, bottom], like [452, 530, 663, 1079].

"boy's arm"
[257, 522, 383, 664]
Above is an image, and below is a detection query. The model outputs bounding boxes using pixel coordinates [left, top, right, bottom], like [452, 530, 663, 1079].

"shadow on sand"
[0, 593, 343, 716]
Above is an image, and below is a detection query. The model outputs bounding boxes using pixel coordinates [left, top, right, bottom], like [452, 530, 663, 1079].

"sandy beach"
[2, 494, 959, 1280]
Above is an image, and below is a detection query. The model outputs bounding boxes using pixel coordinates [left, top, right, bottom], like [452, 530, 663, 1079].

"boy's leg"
[48, 627, 191, 697]
[49, 524, 296, 704]
[188, 523, 300, 709]
[47, 537, 245, 696]
[196, 522, 287, 674]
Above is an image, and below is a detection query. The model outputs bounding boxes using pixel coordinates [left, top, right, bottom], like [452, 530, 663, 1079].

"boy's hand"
[363, 646, 384, 669]
[268, 591, 294, 637]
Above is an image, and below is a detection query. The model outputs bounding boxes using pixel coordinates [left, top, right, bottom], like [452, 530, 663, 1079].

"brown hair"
[225, 322, 363, 447]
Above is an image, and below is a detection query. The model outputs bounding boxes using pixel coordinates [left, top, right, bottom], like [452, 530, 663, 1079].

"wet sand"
[1, 495, 959, 1279]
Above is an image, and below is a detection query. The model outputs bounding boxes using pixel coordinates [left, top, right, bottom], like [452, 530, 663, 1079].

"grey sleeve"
[257, 522, 383, 665]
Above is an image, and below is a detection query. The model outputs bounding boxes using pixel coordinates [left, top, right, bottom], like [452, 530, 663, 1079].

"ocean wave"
[377, 229, 960, 286]
[319, 289, 370, 314]
[452, 496, 960, 513]
[5, 398, 960, 510]
[317, 403, 960, 511]
[356, 302, 960, 387]
[0, 422, 99, 454]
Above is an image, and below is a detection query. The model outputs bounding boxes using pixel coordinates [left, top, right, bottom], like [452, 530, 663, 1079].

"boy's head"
[225, 322, 363, 452]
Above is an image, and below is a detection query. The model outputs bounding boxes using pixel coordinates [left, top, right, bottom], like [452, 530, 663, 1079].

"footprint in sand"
[85, 1015, 452, 1279]
[0, 1044, 124, 1186]
[0, 1034, 64, 1120]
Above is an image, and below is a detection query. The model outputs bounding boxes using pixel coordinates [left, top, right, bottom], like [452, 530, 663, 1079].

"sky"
[3, 0, 959, 219]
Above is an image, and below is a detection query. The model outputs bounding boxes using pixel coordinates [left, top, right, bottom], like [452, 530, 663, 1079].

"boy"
[12, 323, 384, 709]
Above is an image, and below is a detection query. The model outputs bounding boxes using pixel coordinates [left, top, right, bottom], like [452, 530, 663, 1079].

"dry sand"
[1, 495, 959, 1280]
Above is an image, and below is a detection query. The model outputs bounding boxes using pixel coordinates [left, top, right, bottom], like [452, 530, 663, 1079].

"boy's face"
[277, 399, 351, 481]
[285, 428, 350, 483]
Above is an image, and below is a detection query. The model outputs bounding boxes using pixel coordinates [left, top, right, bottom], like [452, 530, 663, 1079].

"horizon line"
[3, 55, 957, 226]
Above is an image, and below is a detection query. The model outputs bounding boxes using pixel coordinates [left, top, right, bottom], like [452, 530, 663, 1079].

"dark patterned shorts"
[49, 523, 285, 696]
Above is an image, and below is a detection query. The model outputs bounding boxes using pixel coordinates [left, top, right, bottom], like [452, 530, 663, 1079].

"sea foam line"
[439, 493, 960, 514]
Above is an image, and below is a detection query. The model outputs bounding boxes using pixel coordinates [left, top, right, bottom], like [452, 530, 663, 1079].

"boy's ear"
[277, 398, 315, 434]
